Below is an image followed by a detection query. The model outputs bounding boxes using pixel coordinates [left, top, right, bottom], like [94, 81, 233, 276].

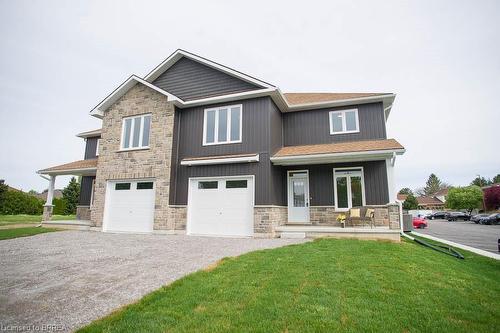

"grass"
[0, 226, 60, 240]
[0, 214, 76, 226]
[78, 238, 500, 333]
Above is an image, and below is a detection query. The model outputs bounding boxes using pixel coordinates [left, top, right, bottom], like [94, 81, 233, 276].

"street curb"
[411, 231, 500, 260]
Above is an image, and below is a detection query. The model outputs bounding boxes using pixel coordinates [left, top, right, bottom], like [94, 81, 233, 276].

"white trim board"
[181, 154, 259, 166]
[411, 232, 500, 260]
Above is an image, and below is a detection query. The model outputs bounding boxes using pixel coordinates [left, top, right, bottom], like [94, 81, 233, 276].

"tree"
[445, 186, 483, 214]
[484, 185, 500, 210]
[62, 177, 80, 215]
[424, 174, 443, 195]
[470, 176, 492, 187]
[402, 194, 419, 210]
[0, 180, 8, 208]
[492, 174, 500, 184]
[398, 187, 413, 195]
[28, 189, 38, 195]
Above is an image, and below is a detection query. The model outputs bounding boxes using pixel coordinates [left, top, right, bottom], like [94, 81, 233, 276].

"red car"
[413, 217, 428, 229]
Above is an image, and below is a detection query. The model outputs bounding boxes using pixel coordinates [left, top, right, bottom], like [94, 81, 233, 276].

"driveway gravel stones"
[0, 231, 305, 332]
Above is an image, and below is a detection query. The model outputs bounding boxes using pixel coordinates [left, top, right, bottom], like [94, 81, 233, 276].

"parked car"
[471, 214, 490, 224]
[412, 217, 428, 229]
[447, 212, 471, 221]
[478, 213, 500, 225]
[426, 211, 449, 220]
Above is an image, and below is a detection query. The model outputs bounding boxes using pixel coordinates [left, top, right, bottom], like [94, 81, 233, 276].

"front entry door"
[288, 171, 310, 223]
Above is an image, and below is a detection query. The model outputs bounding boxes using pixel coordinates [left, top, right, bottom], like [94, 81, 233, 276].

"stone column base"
[42, 205, 54, 222]
[76, 206, 91, 220]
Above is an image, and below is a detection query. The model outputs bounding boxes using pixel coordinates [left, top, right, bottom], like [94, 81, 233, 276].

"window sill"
[117, 147, 150, 153]
[202, 140, 242, 147]
[329, 130, 360, 136]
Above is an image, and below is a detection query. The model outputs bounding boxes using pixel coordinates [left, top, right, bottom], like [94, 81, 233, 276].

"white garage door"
[187, 176, 254, 237]
[103, 180, 155, 233]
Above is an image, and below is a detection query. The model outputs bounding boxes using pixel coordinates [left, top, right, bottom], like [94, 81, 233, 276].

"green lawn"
[0, 226, 60, 240]
[78, 238, 500, 333]
[0, 214, 76, 226]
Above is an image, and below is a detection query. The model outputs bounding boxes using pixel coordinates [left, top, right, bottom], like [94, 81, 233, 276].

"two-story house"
[38, 49, 405, 240]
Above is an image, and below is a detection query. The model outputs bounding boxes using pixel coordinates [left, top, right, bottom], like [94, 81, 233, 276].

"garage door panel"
[103, 180, 155, 233]
[188, 177, 253, 237]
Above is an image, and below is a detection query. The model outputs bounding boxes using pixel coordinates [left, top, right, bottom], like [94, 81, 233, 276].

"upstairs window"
[203, 105, 242, 145]
[121, 114, 151, 150]
[329, 109, 359, 135]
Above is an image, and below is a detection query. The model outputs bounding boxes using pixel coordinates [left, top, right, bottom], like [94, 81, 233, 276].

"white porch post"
[43, 175, 56, 221]
[386, 154, 396, 203]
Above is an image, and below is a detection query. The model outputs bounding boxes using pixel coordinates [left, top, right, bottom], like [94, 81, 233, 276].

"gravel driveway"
[0, 231, 305, 332]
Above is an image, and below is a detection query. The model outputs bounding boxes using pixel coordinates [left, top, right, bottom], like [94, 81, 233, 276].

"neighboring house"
[432, 188, 449, 204]
[38, 49, 405, 239]
[35, 189, 63, 201]
[416, 196, 445, 210]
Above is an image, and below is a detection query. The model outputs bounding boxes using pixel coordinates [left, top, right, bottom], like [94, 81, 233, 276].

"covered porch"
[269, 139, 405, 240]
[37, 159, 97, 228]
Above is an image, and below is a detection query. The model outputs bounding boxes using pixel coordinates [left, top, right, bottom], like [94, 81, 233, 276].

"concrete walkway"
[0, 231, 305, 332]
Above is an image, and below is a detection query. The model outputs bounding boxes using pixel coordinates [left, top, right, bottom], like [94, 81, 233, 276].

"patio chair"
[347, 207, 375, 228]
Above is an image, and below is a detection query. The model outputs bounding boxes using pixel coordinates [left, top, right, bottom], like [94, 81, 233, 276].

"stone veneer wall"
[254, 206, 287, 237]
[91, 84, 175, 230]
[76, 205, 91, 220]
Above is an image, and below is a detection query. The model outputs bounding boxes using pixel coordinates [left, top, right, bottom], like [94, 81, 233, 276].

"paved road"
[417, 219, 500, 254]
[0, 231, 305, 332]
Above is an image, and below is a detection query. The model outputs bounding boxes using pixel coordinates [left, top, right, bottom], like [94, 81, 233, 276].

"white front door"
[187, 176, 254, 237]
[103, 180, 156, 233]
[287, 171, 310, 223]
[334, 168, 366, 211]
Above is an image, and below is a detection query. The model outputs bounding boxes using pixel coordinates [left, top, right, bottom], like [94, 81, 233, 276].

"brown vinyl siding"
[84, 136, 100, 160]
[152, 57, 261, 101]
[282, 102, 386, 146]
[78, 176, 95, 205]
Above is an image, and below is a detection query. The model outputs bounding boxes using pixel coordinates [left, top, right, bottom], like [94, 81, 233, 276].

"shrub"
[403, 194, 419, 210]
[484, 185, 500, 210]
[62, 177, 80, 215]
[52, 197, 67, 215]
[0, 190, 44, 215]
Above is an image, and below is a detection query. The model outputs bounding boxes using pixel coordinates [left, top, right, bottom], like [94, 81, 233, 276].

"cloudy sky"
[0, 0, 499, 192]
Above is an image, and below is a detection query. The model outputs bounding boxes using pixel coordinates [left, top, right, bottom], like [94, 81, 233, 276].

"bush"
[62, 177, 80, 215]
[0, 190, 44, 215]
[52, 197, 67, 215]
[484, 185, 500, 210]
[403, 194, 419, 210]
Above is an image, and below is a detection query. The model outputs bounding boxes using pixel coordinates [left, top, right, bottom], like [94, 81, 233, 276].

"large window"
[203, 105, 242, 145]
[329, 109, 359, 135]
[121, 114, 151, 150]
[334, 168, 365, 210]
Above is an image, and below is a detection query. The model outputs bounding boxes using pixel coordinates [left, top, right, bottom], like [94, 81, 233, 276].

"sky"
[0, 0, 499, 192]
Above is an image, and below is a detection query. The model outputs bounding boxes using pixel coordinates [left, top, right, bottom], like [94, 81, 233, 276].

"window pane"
[331, 113, 343, 132]
[226, 180, 247, 189]
[345, 111, 357, 131]
[123, 118, 132, 148]
[142, 115, 151, 147]
[132, 117, 141, 147]
[230, 107, 241, 141]
[137, 182, 154, 190]
[206, 110, 216, 143]
[115, 183, 131, 190]
[336, 177, 348, 208]
[198, 181, 218, 189]
[350, 176, 363, 207]
[292, 180, 305, 207]
[218, 108, 228, 142]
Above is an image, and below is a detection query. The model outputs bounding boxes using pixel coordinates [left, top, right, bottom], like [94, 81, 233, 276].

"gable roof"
[417, 196, 445, 206]
[90, 49, 396, 118]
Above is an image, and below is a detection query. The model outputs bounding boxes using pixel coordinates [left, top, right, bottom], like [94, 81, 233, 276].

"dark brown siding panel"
[78, 176, 95, 205]
[152, 57, 261, 101]
[283, 103, 386, 146]
[84, 137, 100, 160]
[284, 160, 389, 206]
[174, 155, 270, 205]
[168, 108, 182, 205]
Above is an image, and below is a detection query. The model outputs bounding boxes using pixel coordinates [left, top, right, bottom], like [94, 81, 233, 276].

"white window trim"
[329, 109, 360, 135]
[120, 114, 151, 151]
[333, 167, 366, 211]
[95, 139, 101, 156]
[202, 104, 242, 146]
